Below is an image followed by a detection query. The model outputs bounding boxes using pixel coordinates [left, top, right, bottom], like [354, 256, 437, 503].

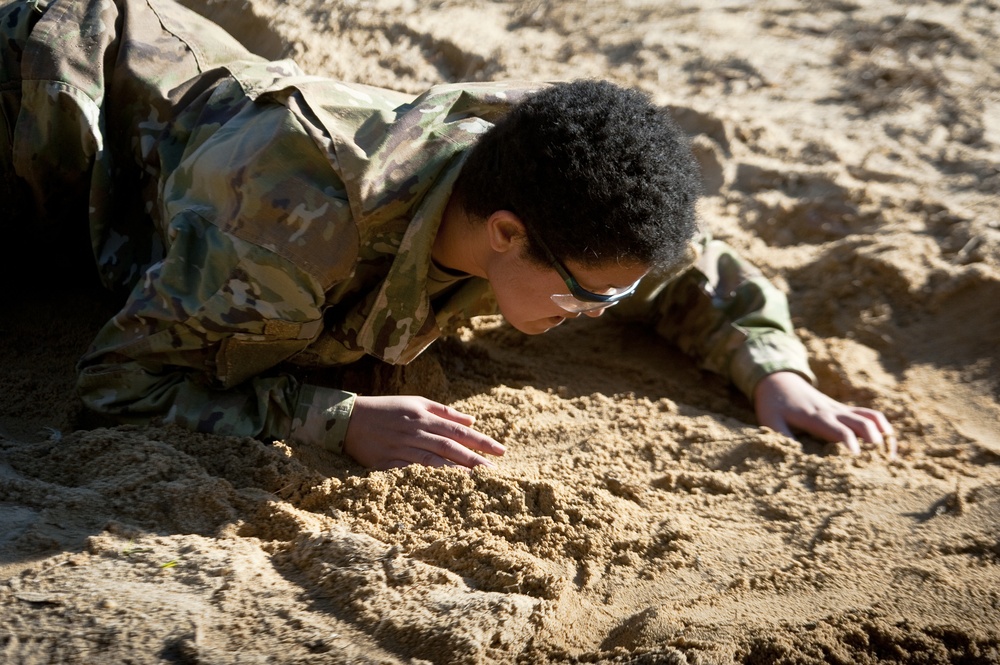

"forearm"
[77, 357, 298, 438]
[77, 357, 356, 451]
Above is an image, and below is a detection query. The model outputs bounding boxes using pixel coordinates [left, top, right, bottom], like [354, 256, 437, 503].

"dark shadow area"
[0, 277, 118, 441]
[302, 313, 761, 434]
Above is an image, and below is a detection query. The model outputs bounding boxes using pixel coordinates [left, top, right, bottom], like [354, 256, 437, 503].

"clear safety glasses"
[531, 231, 642, 314]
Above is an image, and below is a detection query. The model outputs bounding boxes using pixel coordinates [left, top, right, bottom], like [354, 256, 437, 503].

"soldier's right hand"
[343, 395, 505, 470]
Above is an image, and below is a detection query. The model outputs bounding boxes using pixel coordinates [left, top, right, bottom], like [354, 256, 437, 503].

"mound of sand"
[2, 0, 999, 663]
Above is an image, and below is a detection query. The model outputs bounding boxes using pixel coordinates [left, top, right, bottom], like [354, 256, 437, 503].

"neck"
[432, 196, 488, 278]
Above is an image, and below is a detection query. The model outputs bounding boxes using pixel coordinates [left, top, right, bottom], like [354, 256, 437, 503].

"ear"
[485, 210, 528, 254]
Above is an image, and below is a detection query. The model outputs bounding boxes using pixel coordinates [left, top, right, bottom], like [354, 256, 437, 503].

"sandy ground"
[3, 0, 1000, 663]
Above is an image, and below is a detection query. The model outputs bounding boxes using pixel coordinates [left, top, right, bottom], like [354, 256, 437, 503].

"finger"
[856, 408, 894, 435]
[838, 411, 884, 452]
[851, 408, 898, 458]
[786, 412, 861, 455]
[423, 400, 478, 427]
[885, 430, 899, 459]
[425, 415, 506, 457]
[410, 432, 498, 469]
[757, 410, 796, 440]
[838, 427, 862, 456]
[820, 420, 861, 455]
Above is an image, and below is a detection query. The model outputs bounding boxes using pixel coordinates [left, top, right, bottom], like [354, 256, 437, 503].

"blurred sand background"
[2, 0, 999, 662]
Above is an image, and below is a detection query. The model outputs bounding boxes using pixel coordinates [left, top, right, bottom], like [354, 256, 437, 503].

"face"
[489, 248, 648, 335]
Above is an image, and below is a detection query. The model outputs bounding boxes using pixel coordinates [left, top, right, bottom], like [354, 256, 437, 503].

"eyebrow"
[563, 265, 609, 294]
[574, 267, 643, 294]
[583, 280, 618, 292]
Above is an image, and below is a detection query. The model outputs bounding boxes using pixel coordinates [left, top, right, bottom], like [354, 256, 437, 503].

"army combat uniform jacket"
[1, 0, 815, 455]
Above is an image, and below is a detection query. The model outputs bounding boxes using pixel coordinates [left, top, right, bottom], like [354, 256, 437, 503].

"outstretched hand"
[753, 371, 897, 458]
[343, 395, 505, 470]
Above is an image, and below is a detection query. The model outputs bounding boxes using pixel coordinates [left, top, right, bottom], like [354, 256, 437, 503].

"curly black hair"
[452, 79, 701, 269]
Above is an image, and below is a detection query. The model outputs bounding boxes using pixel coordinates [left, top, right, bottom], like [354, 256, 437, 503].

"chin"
[509, 316, 564, 335]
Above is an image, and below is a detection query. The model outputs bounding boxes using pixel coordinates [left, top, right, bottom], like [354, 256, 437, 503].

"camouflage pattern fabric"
[2, 0, 814, 456]
[612, 235, 816, 399]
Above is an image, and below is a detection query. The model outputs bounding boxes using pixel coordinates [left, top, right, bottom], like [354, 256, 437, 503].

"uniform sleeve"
[612, 234, 817, 400]
[76, 210, 356, 453]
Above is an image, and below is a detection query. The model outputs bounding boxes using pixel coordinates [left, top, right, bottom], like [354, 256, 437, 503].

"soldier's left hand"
[753, 371, 897, 458]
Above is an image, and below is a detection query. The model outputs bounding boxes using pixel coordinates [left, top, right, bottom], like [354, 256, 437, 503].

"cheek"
[491, 266, 563, 326]
[495, 283, 550, 320]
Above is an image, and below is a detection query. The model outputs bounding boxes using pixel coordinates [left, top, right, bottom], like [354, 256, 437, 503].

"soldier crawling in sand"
[0, 0, 895, 469]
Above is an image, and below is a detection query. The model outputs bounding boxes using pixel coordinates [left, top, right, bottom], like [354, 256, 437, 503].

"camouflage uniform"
[1, 0, 814, 455]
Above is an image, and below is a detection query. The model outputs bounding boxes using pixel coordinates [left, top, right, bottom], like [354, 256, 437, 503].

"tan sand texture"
[2, 0, 999, 663]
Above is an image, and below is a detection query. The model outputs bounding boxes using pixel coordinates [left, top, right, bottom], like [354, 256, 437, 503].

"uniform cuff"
[288, 384, 357, 455]
[729, 329, 817, 402]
